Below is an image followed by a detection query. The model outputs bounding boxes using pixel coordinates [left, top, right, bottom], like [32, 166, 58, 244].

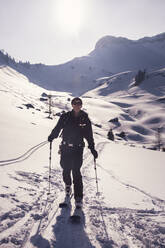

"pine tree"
[135, 69, 146, 86]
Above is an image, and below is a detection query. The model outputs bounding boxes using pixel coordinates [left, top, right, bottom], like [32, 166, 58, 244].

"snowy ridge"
[1, 32, 165, 95]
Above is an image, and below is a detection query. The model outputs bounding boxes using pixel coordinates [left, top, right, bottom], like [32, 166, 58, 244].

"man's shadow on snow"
[52, 204, 95, 248]
[29, 195, 52, 248]
[30, 234, 50, 248]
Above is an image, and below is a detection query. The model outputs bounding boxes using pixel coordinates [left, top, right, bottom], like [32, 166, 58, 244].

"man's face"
[72, 102, 82, 113]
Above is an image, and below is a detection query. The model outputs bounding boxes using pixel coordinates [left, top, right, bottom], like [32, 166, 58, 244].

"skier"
[48, 97, 98, 207]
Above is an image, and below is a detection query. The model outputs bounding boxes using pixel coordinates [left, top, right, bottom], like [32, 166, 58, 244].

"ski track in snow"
[96, 142, 165, 212]
[0, 142, 165, 247]
[0, 141, 48, 166]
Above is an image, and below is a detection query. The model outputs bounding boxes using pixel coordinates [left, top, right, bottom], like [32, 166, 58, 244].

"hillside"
[90, 33, 165, 73]
[83, 68, 165, 148]
[0, 63, 165, 248]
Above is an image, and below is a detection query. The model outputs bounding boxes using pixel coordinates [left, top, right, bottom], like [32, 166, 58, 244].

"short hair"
[71, 97, 82, 105]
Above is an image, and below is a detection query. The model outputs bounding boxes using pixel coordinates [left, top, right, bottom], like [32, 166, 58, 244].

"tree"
[135, 69, 146, 86]
[156, 128, 163, 151]
[107, 129, 115, 141]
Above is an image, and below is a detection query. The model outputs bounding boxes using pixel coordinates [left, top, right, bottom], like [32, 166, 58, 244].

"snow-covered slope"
[83, 68, 165, 148]
[1, 32, 165, 95]
[139, 32, 165, 57]
[0, 64, 165, 247]
[90, 33, 165, 73]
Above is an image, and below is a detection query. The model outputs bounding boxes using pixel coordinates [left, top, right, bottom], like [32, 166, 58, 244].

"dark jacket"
[50, 110, 95, 149]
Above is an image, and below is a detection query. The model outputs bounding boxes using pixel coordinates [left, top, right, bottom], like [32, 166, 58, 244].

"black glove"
[48, 134, 54, 142]
[90, 148, 98, 159]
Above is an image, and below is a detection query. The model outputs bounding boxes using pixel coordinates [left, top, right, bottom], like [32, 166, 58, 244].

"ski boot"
[65, 185, 72, 196]
[75, 197, 83, 209]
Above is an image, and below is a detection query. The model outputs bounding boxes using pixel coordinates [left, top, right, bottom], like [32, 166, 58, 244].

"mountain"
[90, 33, 165, 72]
[1, 32, 165, 95]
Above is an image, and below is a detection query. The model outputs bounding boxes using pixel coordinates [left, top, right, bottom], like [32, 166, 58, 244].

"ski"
[70, 206, 82, 223]
[59, 194, 73, 208]
[70, 214, 81, 223]
[59, 202, 68, 208]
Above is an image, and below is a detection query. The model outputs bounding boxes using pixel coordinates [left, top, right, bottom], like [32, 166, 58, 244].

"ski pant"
[60, 145, 84, 200]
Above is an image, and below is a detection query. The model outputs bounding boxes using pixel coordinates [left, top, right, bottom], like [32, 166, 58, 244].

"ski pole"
[48, 142, 52, 195]
[94, 159, 99, 195]
[94, 160, 109, 241]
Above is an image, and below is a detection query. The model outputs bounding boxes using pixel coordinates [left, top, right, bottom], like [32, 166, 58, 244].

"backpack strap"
[59, 111, 72, 137]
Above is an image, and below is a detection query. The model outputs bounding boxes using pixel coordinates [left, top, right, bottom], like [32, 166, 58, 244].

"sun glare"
[56, 0, 85, 34]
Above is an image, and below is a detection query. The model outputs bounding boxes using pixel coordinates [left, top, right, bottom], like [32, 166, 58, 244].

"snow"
[83, 68, 165, 148]
[0, 65, 165, 247]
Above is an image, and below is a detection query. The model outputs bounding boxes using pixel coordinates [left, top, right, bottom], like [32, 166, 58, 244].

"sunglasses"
[72, 102, 82, 106]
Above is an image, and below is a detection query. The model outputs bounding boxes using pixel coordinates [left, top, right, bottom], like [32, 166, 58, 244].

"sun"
[55, 0, 85, 34]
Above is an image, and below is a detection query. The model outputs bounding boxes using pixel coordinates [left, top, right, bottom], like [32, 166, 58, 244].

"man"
[48, 97, 98, 207]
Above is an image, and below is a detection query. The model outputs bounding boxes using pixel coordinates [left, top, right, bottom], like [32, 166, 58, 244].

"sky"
[0, 0, 165, 65]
